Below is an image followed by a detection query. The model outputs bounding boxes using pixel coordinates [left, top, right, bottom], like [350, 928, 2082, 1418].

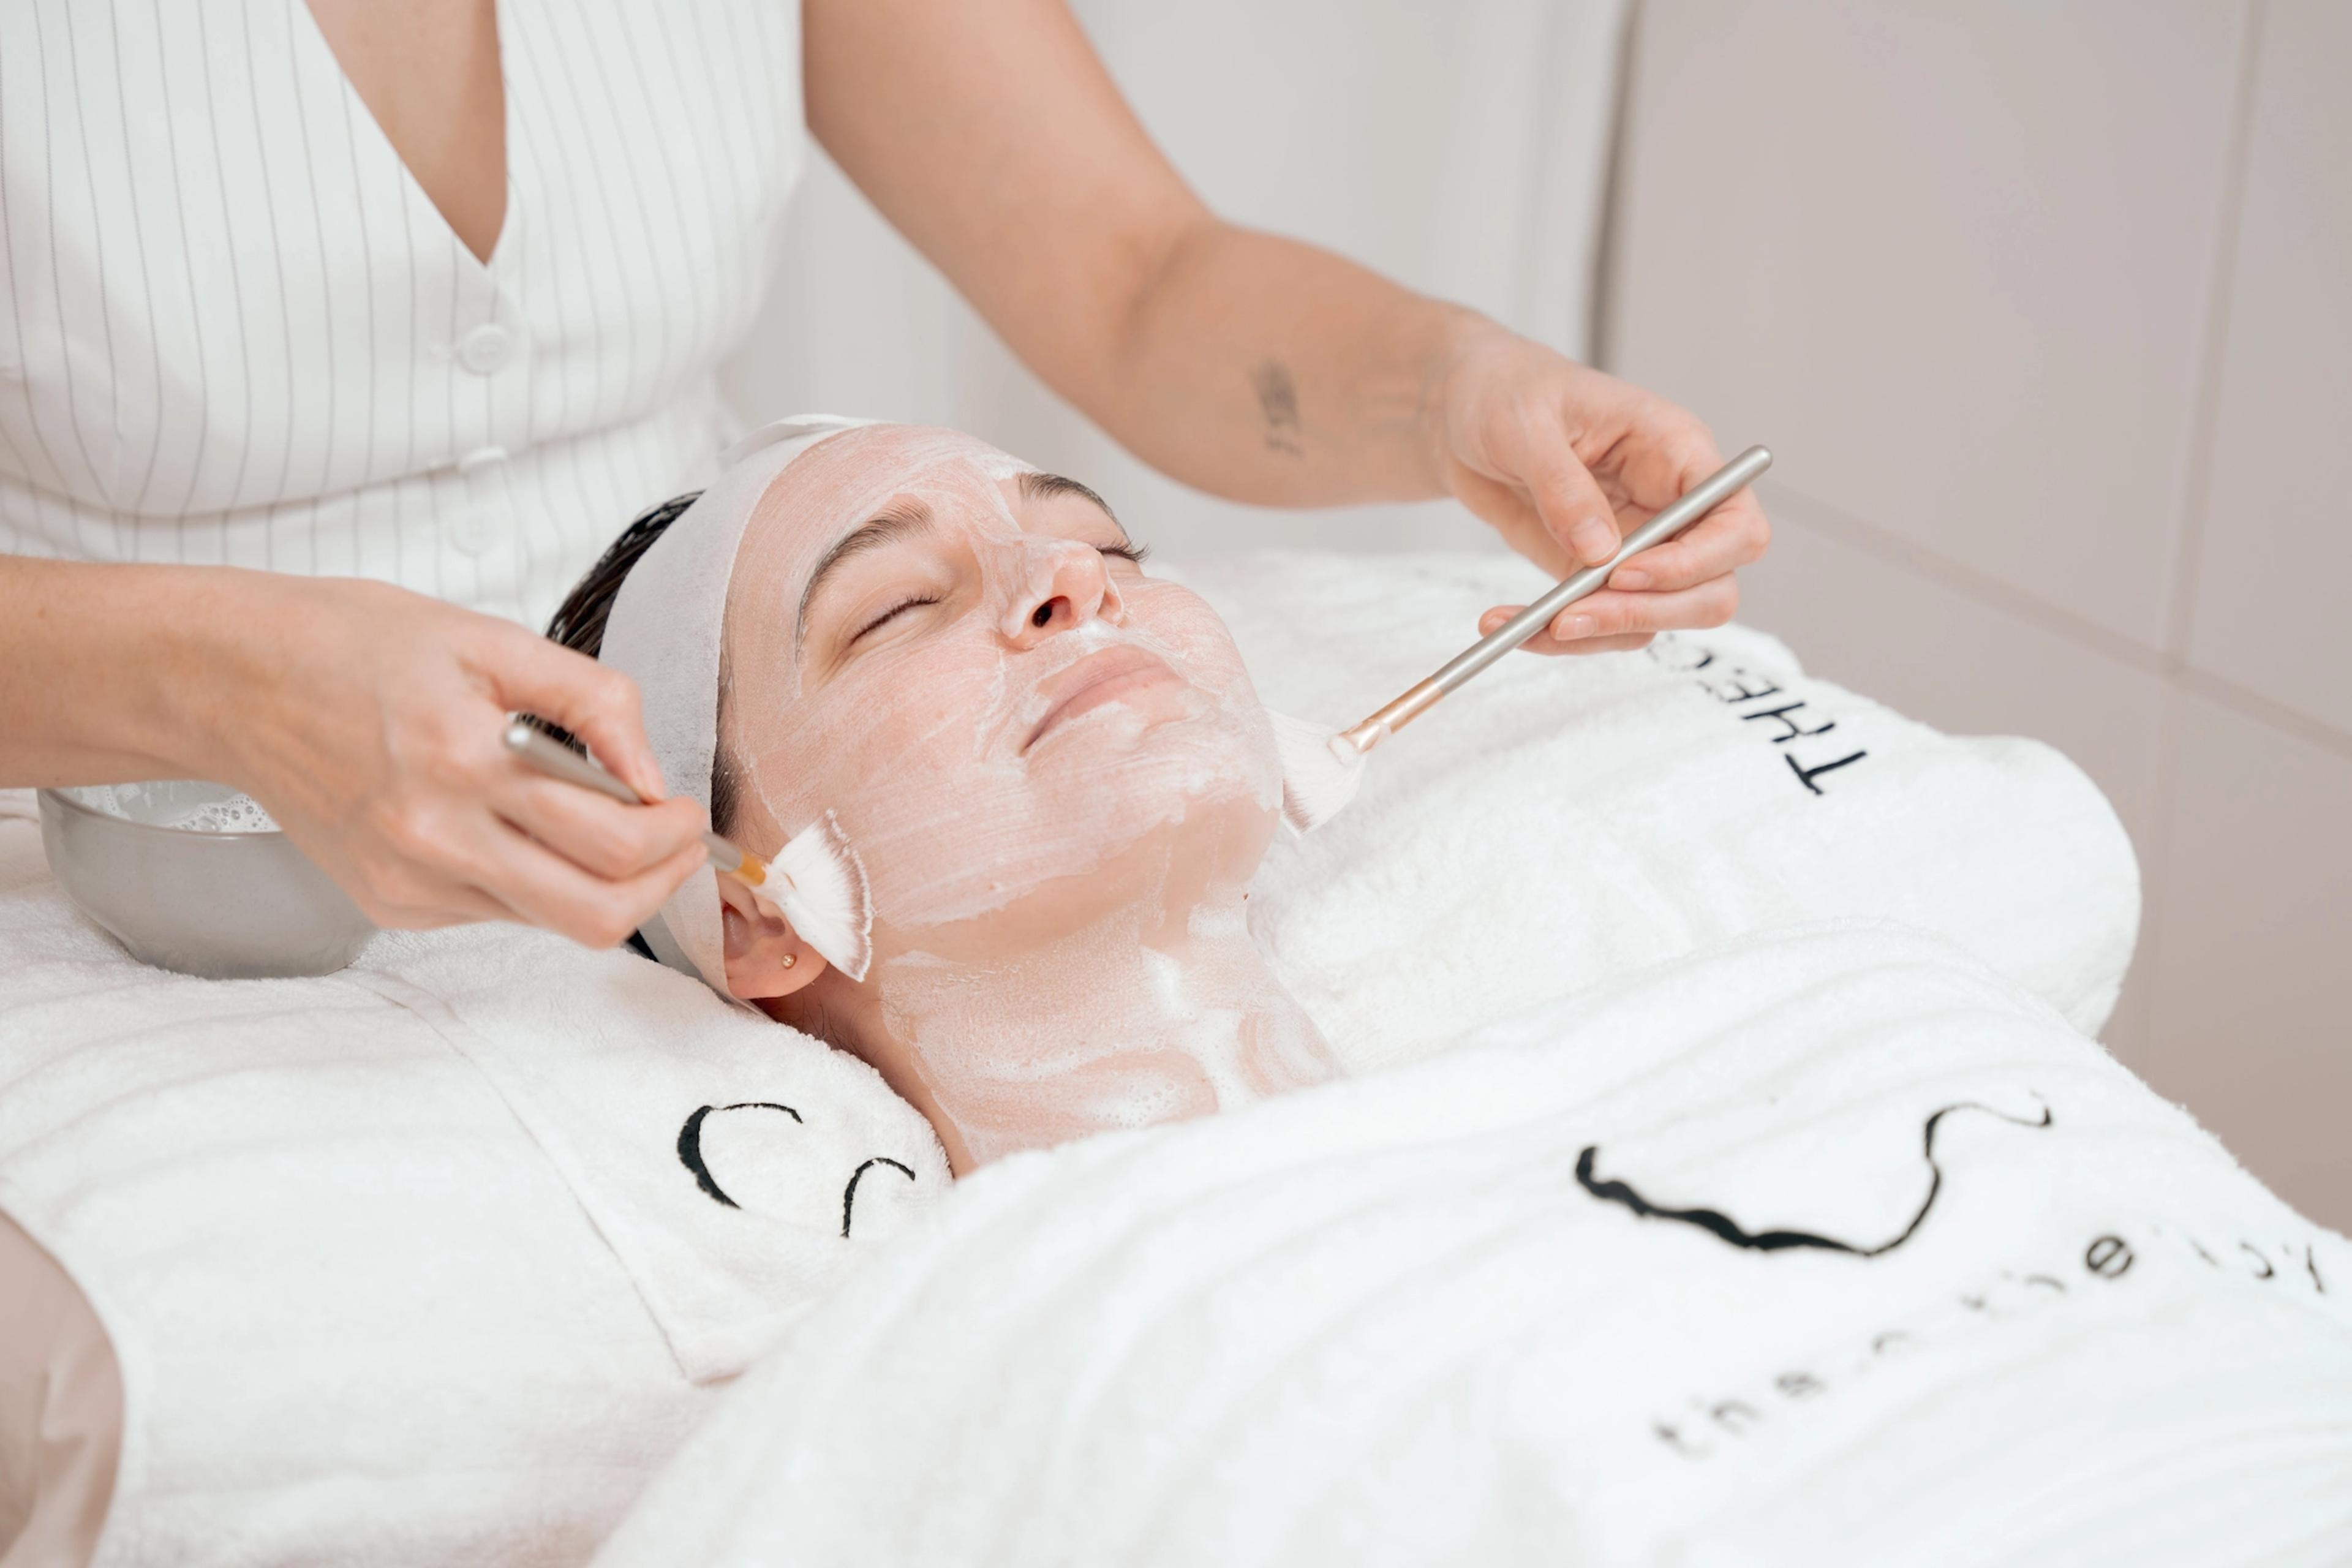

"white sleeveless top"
[0, 0, 804, 628]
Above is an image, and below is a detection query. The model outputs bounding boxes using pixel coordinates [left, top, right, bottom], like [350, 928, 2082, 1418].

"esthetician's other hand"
[211, 573, 709, 945]
[1425, 318, 1771, 655]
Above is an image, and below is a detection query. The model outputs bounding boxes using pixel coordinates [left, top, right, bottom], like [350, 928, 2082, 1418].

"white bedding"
[0, 551, 2158, 1564]
[594, 922, 2352, 1568]
[1185, 552, 2140, 1060]
[0, 804, 946, 1566]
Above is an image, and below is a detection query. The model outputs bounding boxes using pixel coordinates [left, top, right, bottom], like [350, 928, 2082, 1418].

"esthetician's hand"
[204, 573, 710, 946]
[1425, 317, 1771, 655]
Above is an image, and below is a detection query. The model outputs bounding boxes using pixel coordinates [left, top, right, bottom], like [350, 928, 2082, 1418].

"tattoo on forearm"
[1251, 360, 1305, 457]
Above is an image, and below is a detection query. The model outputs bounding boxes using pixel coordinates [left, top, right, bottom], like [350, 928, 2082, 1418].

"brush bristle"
[771, 810, 873, 981]
[1268, 710, 1367, 834]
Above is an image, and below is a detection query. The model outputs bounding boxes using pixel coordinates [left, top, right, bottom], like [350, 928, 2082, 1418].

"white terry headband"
[600, 414, 877, 997]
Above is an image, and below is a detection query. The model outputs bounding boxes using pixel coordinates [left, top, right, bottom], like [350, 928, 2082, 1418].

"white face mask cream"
[710, 424, 1335, 1170]
[61, 783, 281, 834]
[724, 425, 1281, 939]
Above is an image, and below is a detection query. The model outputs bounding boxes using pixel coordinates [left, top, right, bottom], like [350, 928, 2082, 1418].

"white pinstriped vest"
[0, 0, 804, 628]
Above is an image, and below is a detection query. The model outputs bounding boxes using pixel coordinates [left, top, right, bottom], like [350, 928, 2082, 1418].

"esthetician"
[0, 0, 1768, 948]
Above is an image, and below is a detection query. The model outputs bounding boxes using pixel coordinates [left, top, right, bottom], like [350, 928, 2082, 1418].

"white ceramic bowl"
[39, 782, 374, 979]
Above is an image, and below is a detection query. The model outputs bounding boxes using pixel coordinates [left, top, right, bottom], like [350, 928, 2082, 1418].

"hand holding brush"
[502, 722, 873, 979]
[1272, 444, 1773, 832]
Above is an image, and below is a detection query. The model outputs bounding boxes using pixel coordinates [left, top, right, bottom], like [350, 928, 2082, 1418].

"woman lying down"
[565, 418, 2352, 1565]
[557, 415, 1338, 1174]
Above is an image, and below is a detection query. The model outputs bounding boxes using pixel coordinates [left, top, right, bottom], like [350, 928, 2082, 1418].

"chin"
[1044, 715, 1278, 841]
[867, 722, 1282, 952]
[1057, 723, 1283, 893]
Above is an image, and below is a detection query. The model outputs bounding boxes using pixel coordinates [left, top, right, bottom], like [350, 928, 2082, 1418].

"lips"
[1021, 644, 1185, 752]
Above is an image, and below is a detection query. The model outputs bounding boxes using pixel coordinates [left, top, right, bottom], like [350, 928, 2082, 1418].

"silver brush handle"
[502, 722, 744, 873]
[505, 722, 643, 805]
[1340, 444, 1773, 748]
[1432, 443, 1773, 694]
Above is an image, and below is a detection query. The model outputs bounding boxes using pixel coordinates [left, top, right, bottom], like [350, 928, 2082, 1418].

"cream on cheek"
[733, 445, 1281, 938]
[839, 596, 1287, 1153]
[721, 428, 1317, 1164]
[721, 424, 1027, 833]
[821, 605, 1275, 934]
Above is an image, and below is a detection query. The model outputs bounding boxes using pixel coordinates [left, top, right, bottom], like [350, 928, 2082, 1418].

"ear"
[716, 870, 828, 1000]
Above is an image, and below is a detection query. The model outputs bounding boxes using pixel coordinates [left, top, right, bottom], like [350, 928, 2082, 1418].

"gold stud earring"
[780, 952, 797, 970]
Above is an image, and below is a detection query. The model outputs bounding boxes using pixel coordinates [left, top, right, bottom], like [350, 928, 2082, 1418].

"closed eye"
[850, 544, 1140, 645]
[851, 594, 941, 643]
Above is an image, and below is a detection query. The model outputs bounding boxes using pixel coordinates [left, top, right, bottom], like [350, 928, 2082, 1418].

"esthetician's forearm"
[811, 0, 1767, 636]
[1, 555, 709, 942]
[806, 0, 1465, 508]
[1079, 217, 1476, 508]
[0, 556, 247, 786]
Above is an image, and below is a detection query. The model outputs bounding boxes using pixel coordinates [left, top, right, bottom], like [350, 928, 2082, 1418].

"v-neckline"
[292, 0, 516, 273]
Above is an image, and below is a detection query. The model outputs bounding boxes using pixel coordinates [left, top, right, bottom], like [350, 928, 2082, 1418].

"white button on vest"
[456, 445, 510, 477]
[445, 505, 503, 556]
[456, 324, 516, 375]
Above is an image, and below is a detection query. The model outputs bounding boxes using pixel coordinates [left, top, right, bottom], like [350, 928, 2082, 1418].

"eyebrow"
[1019, 470, 1129, 541]
[795, 499, 936, 652]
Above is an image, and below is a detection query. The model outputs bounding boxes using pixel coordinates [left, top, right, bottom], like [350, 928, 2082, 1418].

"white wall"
[1607, 0, 2351, 1229]
[719, 0, 1629, 556]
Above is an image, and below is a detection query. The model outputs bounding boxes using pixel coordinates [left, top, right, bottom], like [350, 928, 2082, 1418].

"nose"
[1004, 538, 1125, 648]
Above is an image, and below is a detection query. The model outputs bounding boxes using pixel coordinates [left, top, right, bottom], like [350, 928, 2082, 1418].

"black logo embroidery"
[676, 1101, 804, 1209]
[1575, 1098, 2054, 1256]
[841, 1156, 917, 1238]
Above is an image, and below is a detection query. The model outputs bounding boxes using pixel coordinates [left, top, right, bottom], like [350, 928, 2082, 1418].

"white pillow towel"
[1179, 552, 2138, 1065]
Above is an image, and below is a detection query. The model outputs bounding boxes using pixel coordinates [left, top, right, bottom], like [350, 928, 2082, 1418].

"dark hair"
[541, 489, 741, 836]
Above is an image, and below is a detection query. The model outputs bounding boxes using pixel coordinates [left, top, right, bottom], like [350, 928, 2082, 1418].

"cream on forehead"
[742, 425, 1031, 599]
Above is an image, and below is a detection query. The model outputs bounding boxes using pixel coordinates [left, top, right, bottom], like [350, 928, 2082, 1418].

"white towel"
[592, 922, 2352, 1568]
[1181, 553, 2141, 1069]
[0, 815, 945, 1566]
[351, 927, 946, 1378]
[0, 549, 2149, 1565]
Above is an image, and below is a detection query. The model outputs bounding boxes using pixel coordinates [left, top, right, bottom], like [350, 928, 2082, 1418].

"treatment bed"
[2, 552, 2340, 1566]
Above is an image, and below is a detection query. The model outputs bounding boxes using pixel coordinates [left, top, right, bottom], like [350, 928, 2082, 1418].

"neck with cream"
[776, 854, 1338, 1175]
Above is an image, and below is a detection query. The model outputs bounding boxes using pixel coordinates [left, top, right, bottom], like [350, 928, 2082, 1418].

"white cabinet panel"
[2138, 691, 2352, 1234]
[1611, 0, 2249, 651]
[2182, 0, 2352, 737]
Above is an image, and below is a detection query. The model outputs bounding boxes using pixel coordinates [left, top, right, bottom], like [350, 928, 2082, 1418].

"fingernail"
[1571, 520, 1616, 564]
[1611, 568, 1649, 592]
[1556, 612, 1596, 640]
